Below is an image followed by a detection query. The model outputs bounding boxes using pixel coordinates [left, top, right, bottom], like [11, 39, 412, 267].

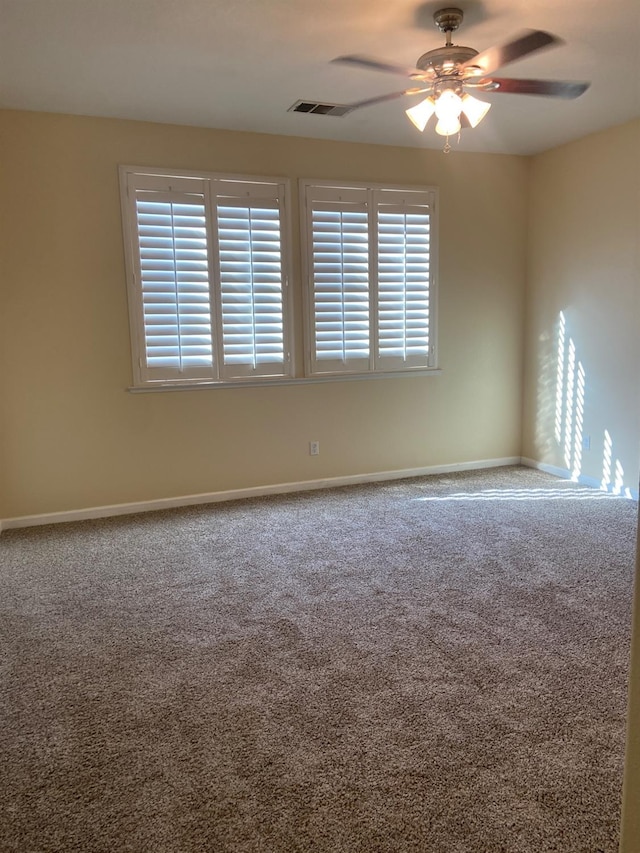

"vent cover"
[288, 100, 351, 117]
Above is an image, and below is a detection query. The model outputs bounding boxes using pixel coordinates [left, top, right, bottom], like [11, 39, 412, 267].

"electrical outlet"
[309, 441, 320, 456]
[582, 435, 591, 451]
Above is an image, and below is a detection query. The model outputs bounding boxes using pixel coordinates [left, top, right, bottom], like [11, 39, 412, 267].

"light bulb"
[405, 96, 436, 132]
[435, 117, 462, 136]
[434, 89, 462, 122]
[461, 94, 491, 128]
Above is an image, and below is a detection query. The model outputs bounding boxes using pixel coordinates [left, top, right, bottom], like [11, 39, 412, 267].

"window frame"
[299, 178, 439, 379]
[119, 165, 295, 389]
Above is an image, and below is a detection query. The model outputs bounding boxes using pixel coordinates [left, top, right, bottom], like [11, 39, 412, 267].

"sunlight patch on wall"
[555, 311, 633, 499]
[555, 312, 586, 481]
[602, 430, 633, 498]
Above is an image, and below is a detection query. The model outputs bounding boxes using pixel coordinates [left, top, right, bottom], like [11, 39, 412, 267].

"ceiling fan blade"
[332, 55, 432, 80]
[463, 30, 562, 75]
[343, 87, 431, 112]
[480, 77, 590, 98]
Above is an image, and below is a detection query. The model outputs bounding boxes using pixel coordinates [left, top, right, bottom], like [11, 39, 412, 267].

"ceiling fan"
[332, 7, 590, 150]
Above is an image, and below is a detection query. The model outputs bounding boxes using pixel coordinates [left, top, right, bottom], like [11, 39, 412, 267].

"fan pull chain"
[442, 128, 462, 154]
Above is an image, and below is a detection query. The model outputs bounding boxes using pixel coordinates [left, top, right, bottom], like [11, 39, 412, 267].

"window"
[120, 167, 293, 387]
[301, 180, 438, 377]
[120, 168, 439, 390]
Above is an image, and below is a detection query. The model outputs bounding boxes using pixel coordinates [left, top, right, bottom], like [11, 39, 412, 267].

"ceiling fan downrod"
[433, 7, 464, 47]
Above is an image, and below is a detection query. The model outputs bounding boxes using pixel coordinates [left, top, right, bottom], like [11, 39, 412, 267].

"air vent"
[288, 100, 352, 117]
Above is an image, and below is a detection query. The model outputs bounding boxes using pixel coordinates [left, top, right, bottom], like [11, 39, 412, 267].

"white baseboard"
[0, 456, 521, 532]
[521, 457, 639, 501]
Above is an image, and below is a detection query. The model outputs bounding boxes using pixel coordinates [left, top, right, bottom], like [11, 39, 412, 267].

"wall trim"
[1, 456, 521, 532]
[520, 457, 639, 500]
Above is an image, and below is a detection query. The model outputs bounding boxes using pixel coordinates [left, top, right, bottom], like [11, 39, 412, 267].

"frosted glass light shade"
[461, 94, 491, 128]
[435, 117, 462, 136]
[434, 89, 462, 121]
[405, 97, 436, 132]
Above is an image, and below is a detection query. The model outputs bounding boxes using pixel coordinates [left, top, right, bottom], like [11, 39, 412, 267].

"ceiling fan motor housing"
[415, 44, 479, 73]
[416, 9, 479, 76]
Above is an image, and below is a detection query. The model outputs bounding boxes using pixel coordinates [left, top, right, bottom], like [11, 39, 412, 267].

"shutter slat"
[135, 196, 213, 371]
[217, 202, 285, 369]
[377, 208, 431, 362]
[310, 205, 370, 366]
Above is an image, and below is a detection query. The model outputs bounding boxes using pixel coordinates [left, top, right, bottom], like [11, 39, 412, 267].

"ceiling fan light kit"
[331, 6, 590, 152]
[460, 93, 492, 127]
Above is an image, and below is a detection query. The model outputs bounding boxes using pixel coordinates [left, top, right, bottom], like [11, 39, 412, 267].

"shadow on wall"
[554, 311, 633, 499]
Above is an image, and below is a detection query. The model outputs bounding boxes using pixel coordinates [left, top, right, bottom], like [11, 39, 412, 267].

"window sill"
[127, 369, 443, 393]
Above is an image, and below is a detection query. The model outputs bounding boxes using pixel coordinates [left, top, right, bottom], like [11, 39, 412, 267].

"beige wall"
[523, 119, 640, 495]
[524, 118, 640, 853]
[0, 109, 527, 520]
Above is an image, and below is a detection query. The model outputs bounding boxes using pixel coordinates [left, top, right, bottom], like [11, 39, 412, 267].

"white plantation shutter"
[134, 190, 214, 381]
[121, 168, 292, 387]
[376, 204, 432, 370]
[122, 169, 436, 387]
[302, 182, 437, 377]
[215, 195, 288, 379]
[310, 200, 370, 374]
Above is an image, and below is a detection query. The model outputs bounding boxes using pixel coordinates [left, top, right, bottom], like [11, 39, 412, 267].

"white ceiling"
[2, 0, 639, 155]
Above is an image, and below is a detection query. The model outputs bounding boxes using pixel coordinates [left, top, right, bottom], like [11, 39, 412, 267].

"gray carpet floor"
[0, 465, 637, 852]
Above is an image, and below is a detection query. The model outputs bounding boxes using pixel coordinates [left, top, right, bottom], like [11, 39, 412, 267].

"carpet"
[0, 466, 637, 852]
